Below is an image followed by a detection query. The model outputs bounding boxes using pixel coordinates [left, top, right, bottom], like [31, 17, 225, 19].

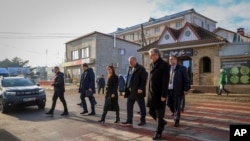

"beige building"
[114, 9, 217, 46]
[138, 22, 228, 93]
[63, 31, 141, 84]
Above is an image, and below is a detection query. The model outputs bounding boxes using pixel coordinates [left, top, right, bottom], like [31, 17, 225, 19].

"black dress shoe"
[114, 119, 120, 123]
[138, 121, 146, 126]
[45, 111, 53, 116]
[121, 121, 132, 126]
[61, 112, 69, 116]
[80, 111, 88, 114]
[174, 120, 179, 127]
[77, 103, 82, 106]
[152, 133, 161, 140]
[88, 112, 96, 115]
[98, 119, 105, 124]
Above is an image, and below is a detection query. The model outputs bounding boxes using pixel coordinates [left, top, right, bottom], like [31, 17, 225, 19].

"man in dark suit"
[122, 56, 148, 126]
[98, 75, 105, 94]
[167, 54, 190, 127]
[45, 66, 68, 116]
[79, 63, 96, 115]
[147, 48, 169, 140]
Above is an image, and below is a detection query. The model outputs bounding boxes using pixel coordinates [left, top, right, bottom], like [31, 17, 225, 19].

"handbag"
[85, 90, 93, 97]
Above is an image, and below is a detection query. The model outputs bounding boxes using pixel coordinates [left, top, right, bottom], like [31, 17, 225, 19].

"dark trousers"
[98, 86, 105, 94]
[180, 94, 185, 112]
[127, 96, 146, 123]
[80, 90, 95, 113]
[219, 84, 229, 95]
[167, 90, 182, 121]
[50, 91, 68, 113]
[148, 106, 166, 134]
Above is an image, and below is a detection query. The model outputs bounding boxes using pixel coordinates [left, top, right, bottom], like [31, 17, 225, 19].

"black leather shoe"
[88, 112, 96, 115]
[98, 119, 105, 124]
[61, 112, 69, 116]
[114, 119, 120, 123]
[138, 121, 146, 126]
[121, 121, 132, 126]
[152, 133, 161, 140]
[45, 111, 53, 116]
[80, 111, 88, 114]
[77, 103, 82, 106]
[174, 120, 179, 127]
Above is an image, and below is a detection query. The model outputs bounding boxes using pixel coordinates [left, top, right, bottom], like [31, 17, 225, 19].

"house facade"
[138, 22, 228, 93]
[114, 9, 217, 46]
[214, 28, 250, 93]
[63, 31, 141, 84]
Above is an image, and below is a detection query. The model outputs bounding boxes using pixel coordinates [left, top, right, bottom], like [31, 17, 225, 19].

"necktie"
[169, 66, 174, 84]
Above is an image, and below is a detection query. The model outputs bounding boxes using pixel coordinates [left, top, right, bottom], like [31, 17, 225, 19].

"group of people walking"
[45, 47, 191, 140]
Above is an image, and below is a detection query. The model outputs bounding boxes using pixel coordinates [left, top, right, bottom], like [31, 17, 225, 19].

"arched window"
[201, 57, 211, 73]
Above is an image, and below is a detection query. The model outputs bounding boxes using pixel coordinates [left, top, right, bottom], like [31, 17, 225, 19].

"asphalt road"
[1, 88, 250, 141]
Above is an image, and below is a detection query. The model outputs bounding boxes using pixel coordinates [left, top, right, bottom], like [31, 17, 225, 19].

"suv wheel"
[38, 103, 45, 109]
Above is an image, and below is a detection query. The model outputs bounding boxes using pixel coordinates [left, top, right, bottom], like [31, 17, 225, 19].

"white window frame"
[81, 47, 90, 58]
[72, 50, 79, 60]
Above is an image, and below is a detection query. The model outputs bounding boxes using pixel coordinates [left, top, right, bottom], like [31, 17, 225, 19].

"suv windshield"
[2, 78, 35, 87]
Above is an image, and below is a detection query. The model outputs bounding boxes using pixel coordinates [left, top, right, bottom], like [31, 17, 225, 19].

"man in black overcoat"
[147, 48, 170, 140]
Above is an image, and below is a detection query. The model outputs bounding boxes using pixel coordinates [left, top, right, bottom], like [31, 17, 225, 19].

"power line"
[0, 31, 83, 39]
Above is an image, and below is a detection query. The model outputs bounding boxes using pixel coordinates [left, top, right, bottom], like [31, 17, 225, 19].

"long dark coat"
[53, 71, 65, 93]
[79, 68, 96, 93]
[124, 63, 148, 98]
[103, 74, 119, 111]
[147, 57, 170, 109]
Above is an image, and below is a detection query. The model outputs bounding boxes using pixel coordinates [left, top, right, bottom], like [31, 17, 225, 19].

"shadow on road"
[0, 129, 21, 141]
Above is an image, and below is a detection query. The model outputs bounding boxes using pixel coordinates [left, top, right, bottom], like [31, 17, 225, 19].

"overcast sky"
[0, 0, 249, 67]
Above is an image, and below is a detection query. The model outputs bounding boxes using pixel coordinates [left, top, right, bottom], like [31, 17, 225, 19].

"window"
[201, 57, 211, 73]
[119, 49, 125, 55]
[185, 30, 191, 37]
[81, 47, 90, 58]
[201, 22, 204, 28]
[154, 27, 160, 34]
[72, 50, 79, 60]
[131, 34, 134, 40]
[207, 24, 210, 31]
[176, 22, 182, 29]
[165, 33, 170, 40]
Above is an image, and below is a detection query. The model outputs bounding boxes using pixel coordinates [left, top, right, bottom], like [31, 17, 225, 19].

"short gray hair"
[148, 48, 161, 57]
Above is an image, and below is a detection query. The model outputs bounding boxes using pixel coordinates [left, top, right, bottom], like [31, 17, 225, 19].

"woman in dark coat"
[98, 66, 120, 124]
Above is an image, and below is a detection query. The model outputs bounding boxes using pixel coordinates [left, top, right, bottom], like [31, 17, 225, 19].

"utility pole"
[141, 24, 147, 66]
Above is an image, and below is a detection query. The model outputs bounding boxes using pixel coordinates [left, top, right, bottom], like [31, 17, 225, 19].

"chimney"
[237, 28, 244, 36]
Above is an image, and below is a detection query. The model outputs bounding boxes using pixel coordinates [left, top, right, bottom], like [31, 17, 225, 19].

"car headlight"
[5, 91, 16, 96]
[39, 89, 45, 93]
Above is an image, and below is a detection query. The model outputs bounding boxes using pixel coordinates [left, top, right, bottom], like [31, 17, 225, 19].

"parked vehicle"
[0, 76, 46, 113]
[0, 68, 10, 77]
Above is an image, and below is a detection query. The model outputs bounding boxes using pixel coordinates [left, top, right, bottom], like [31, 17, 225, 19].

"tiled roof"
[113, 9, 217, 35]
[138, 23, 227, 52]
